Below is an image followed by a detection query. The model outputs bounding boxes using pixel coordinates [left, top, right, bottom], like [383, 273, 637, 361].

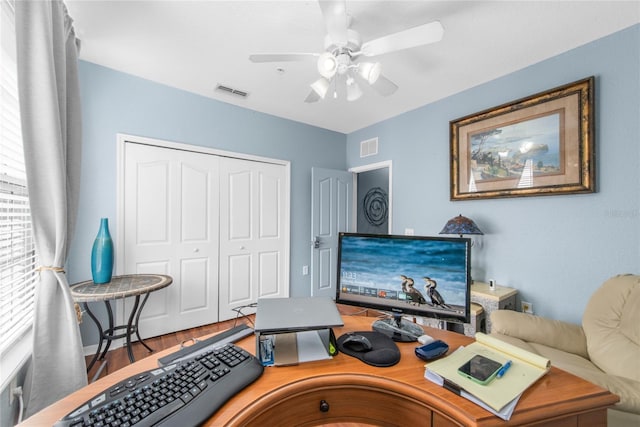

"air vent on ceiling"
[360, 137, 378, 158]
[215, 84, 249, 98]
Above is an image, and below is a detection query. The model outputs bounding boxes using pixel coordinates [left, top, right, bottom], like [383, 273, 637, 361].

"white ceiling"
[65, 1, 640, 134]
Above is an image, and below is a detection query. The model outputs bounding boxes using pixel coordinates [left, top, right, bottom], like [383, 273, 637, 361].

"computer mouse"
[341, 333, 373, 352]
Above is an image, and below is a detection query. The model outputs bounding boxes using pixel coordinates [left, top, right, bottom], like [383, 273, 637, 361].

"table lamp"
[439, 215, 483, 284]
[439, 214, 483, 238]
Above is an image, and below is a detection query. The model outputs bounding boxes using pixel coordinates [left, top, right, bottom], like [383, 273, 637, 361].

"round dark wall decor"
[362, 187, 388, 226]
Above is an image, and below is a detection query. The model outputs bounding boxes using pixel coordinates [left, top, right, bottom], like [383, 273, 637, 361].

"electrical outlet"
[521, 301, 533, 314]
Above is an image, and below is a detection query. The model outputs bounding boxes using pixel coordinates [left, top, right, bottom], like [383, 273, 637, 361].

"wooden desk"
[21, 316, 618, 426]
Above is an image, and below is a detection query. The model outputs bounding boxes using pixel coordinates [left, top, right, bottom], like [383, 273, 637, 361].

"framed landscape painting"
[449, 77, 595, 200]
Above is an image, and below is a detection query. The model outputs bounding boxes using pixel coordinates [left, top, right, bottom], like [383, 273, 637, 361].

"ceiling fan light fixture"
[359, 62, 382, 84]
[317, 52, 338, 78]
[346, 77, 362, 101]
[347, 83, 362, 101]
[310, 77, 331, 99]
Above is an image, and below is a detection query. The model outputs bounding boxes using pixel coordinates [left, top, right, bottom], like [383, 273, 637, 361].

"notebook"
[254, 296, 344, 332]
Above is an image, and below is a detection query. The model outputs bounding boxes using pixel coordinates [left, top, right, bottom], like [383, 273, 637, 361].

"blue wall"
[68, 62, 347, 344]
[346, 25, 640, 323]
[69, 25, 639, 347]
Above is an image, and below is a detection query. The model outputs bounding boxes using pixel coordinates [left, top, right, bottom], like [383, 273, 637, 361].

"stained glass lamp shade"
[439, 215, 483, 238]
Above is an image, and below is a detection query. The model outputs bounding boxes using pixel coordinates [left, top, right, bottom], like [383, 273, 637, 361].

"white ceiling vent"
[360, 137, 378, 158]
[215, 84, 249, 98]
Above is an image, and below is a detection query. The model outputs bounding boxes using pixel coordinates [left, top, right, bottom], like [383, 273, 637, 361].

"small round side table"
[71, 274, 173, 380]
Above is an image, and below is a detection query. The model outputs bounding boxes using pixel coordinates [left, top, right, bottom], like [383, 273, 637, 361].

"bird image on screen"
[335, 232, 471, 342]
[424, 276, 451, 309]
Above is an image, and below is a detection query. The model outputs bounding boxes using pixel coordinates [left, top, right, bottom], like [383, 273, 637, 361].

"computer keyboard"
[55, 344, 263, 426]
[157, 324, 254, 367]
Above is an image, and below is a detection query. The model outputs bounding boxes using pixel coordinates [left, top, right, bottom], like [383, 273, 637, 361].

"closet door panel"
[227, 254, 252, 303]
[219, 158, 288, 321]
[227, 170, 252, 240]
[181, 165, 210, 242]
[180, 258, 210, 312]
[259, 251, 280, 296]
[136, 161, 170, 244]
[259, 172, 280, 238]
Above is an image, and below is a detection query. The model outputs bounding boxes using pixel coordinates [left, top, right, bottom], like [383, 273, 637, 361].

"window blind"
[0, 0, 38, 356]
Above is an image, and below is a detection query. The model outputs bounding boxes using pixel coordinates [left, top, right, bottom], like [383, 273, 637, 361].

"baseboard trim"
[82, 338, 127, 357]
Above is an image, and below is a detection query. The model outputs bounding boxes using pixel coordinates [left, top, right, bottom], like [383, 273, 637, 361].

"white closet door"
[122, 142, 220, 338]
[218, 157, 289, 321]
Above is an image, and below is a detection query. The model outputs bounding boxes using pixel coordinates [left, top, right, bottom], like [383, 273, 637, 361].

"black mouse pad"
[337, 331, 401, 367]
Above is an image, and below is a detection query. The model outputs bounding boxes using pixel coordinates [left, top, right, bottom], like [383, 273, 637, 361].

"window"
[0, 0, 37, 388]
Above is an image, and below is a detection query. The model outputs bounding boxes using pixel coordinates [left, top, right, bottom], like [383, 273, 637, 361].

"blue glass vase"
[91, 218, 114, 284]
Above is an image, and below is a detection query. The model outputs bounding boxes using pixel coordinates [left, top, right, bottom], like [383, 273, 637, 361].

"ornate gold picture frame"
[450, 77, 595, 200]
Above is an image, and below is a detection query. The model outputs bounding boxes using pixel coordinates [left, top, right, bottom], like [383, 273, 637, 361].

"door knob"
[313, 236, 320, 249]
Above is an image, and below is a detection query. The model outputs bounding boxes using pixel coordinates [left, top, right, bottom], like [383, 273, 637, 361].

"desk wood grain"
[20, 316, 618, 426]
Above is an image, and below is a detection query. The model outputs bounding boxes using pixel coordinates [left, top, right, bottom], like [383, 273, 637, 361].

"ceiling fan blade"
[318, 0, 348, 46]
[370, 74, 399, 97]
[249, 53, 318, 63]
[361, 21, 444, 57]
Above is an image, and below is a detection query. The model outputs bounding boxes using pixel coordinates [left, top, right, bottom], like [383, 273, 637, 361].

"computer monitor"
[335, 232, 471, 342]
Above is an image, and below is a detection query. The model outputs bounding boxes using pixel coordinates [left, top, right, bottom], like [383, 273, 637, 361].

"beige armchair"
[489, 274, 640, 426]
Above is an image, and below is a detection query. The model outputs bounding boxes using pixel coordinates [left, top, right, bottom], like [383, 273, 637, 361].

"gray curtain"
[15, 0, 87, 416]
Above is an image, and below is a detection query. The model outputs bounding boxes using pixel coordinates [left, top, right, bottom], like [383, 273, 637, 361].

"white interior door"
[218, 157, 289, 320]
[311, 167, 353, 298]
[122, 142, 220, 338]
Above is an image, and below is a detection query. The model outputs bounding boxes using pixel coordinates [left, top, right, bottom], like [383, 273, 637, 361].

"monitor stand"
[372, 314, 424, 342]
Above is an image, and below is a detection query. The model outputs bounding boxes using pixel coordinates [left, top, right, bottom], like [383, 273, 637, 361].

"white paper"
[424, 368, 519, 421]
[295, 330, 332, 363]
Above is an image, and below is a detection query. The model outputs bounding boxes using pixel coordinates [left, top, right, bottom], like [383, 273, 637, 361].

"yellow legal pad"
[425, 333, 550, 416]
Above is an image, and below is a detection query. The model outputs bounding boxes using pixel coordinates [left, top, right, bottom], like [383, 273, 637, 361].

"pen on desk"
[496, 360, 512, 379]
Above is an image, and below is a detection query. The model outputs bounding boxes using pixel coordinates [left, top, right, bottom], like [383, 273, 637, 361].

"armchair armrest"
[569, 367, 640, 415]
[490, 310, 589, 359]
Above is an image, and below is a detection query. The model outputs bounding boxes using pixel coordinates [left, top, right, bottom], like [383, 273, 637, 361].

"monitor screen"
[335, 232, 471, 340]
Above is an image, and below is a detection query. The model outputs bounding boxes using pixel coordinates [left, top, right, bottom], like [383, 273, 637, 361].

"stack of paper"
[424, 333, 550, 420]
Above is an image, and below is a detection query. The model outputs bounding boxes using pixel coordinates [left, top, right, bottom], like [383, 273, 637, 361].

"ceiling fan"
[249, 0, 444, 103]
